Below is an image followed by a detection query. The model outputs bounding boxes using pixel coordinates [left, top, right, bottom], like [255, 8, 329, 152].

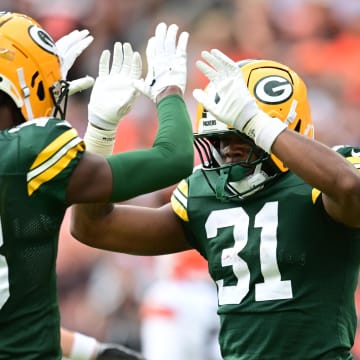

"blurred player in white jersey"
[140, 250, 222, 360]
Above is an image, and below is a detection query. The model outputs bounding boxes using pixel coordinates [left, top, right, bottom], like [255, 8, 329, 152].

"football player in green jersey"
[72, 49, 360, 359]
[0, 12, 193, 360]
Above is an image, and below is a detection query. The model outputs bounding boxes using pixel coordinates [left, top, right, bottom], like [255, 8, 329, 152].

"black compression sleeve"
[107, 94, 194, 202]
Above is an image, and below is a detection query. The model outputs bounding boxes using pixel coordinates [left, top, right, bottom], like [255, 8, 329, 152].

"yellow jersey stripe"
[312, 155, 360, 204]
[172, 186, 187, 209]
[347, 156, 360, 171]
[30, 128, 79, 170]
[311, 188, 321, 204]
[171, 194, 189, 222]
[27, 138, 84, 195]
[27, 136, 83, 181]
[171, 180, 189, 222]
[177, 179, 189, 196]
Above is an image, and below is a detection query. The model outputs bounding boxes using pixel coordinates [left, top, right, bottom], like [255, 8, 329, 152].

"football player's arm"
[271, 132, 360, 228]
[193, 49, 360, 228]
[71, 202, 193, 255]
[67, 23, 193, 204]
[104, 23, 193, 200]
[107, 88, 193, 201]
[66, 86, 193, 204]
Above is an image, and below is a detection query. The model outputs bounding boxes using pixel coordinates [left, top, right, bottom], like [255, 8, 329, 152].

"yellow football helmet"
[195, 59, 314, 200]
[0, 12, 68, 121]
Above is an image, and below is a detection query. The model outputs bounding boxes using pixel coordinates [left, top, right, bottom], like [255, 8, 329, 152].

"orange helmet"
[0, 12, 68, 121]
[195, 59, 314, 200]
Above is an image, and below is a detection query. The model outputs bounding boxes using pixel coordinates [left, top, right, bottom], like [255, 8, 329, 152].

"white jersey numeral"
[205, 201, 293, 305]
[0, 217, 9, 309]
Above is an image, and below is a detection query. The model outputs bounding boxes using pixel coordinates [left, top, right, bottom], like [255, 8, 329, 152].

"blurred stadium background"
[3, 0, 360, 358]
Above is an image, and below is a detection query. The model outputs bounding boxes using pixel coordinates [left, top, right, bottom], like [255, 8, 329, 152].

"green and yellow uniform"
[0, 94, 194, 359]
[171, 146, 360, 360]
[0, 117, 84, 359]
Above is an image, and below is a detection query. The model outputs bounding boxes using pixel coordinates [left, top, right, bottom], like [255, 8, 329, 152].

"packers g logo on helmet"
[196, 59, 314, 173]
[28, 25, 58, 55]
[244, 59, 314, 172]
[194, 58, 315, 201]
[0, 12, 65, 121]
[253, 75, 293, 105]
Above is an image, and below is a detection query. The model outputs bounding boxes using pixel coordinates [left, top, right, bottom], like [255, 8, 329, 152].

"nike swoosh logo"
[351, 149, 360, 157]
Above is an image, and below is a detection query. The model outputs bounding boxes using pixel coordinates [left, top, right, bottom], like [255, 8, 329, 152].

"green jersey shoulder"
[3, 116, 85, 198]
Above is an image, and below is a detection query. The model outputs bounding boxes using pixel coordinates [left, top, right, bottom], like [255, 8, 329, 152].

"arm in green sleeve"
[107, 94, 194, 202]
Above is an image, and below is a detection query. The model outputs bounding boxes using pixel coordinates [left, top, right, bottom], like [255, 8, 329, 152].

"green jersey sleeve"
[107, 95, 194, 202]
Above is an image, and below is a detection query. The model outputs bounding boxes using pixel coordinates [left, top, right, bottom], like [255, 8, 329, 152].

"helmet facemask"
[50, 79, 69, 120]
[194, 59, 314, 201]
[195, 129, 280, 201]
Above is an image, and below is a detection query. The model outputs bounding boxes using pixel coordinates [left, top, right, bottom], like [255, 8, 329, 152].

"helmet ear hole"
[294, 120, 301, 133]
[37, 81, 45, 100]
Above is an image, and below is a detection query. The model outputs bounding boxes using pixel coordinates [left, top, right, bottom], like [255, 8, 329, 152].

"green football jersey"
[171, 146, 360, 360]
[0, 117, 85, 359]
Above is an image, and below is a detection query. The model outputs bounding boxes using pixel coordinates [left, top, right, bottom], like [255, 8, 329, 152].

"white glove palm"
[88, 42, 142, 130]
[134, 22, 189, 102]
[192, 49, 259, 130]
[56, 29, 94, 80]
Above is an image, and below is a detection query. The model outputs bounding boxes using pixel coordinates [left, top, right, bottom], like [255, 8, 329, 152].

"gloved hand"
[192, 49, 259, 131]
[88, 42, 142, 130]
[56, 29, 94, 80]
[192, 49, 287, 153]
[134, 22, 189, 103]
[68, 75, 95, 96]
[96, 342, 146, 360]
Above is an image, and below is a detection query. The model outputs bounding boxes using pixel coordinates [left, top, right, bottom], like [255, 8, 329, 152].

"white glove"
[56, 29, 94, 80]
[85, 42, 141, 157]
[134, 22, 189, 102]
[193, 49, 259, 130]
[68, 75, 95, 96]
[192, 49, 287, 153]
[88, 42, 142, 131]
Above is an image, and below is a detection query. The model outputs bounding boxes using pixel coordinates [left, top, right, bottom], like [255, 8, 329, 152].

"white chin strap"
[229, 163, 269, 198]
[212, 146, 224, 166]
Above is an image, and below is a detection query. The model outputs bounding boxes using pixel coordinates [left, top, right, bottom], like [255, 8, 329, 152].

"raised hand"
[193, 49, 286, 152]
[134, 22, 189, 103]
[193, 49, 259, 131]
[56, 29, 94, 80]
[88, 42, 142, 131]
